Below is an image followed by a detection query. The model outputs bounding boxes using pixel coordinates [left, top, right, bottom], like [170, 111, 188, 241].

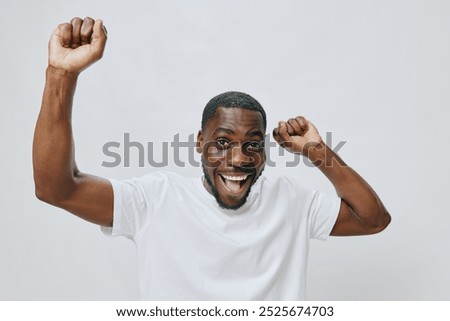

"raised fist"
[273, 116, 323, 156]
[48, 17, 107, 74]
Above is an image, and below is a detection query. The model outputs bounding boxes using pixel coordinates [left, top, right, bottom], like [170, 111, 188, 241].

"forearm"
[308, 142, 390, 227]
[33, 66, 79, 203]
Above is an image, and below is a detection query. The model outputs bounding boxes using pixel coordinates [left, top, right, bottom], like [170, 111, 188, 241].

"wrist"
[307, 141, 347, 169]
[45, 66, 79, 91]
[46, 65, 80, 79]
[305, 141, 328, 165]
[303, 140, 325, 157]
[44, 65, 78, 101]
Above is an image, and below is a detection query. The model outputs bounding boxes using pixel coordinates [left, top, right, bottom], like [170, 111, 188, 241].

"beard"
[201, 158, 264, 210]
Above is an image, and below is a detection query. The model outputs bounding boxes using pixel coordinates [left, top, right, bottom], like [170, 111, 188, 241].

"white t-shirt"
[102, 171, 340, 300]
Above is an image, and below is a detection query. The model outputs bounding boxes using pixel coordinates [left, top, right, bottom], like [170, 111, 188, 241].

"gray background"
[1, 0, 449, 300]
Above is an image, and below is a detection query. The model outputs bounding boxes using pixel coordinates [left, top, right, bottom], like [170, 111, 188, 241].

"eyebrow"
[213, 127, 264, 139]
[214, 127, 234, 135]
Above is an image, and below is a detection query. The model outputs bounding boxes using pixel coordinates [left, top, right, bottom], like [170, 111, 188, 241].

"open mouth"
[219, 173, 253, 193]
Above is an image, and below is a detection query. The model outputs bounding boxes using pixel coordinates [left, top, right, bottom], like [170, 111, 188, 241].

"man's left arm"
[273, 116, 391, 236]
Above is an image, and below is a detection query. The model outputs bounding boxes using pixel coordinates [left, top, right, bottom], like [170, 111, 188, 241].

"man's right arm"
[33, 17, 113, 227]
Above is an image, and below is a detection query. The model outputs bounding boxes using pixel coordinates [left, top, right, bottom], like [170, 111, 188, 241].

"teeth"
[220, 174, 251, 192]
[222, 174, 249, 181]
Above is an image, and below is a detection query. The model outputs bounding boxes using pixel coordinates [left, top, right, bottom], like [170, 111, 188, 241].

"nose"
[228, 145, 252, 167]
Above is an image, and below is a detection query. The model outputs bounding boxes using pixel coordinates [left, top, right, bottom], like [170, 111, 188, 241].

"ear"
[196, 130, 203, 154]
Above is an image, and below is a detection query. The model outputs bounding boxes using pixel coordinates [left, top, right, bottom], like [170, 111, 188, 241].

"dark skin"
[196, 108, 266, 210]
[34, 17, 391, 235]
[33, 17, 113, 226]
[271, 117, 391, 235]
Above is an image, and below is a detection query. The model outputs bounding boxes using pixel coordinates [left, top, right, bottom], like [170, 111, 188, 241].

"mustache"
[222, 166, 255, 174]
[201, 156, 258, 173]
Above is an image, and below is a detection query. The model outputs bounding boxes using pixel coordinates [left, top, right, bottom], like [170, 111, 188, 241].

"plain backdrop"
[1, 0, 449, 300]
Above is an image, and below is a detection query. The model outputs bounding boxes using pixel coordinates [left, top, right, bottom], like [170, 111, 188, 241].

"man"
[33, 17, 391, 300]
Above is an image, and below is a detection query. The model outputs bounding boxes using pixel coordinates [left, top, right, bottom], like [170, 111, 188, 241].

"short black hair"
[201, 91, 267, 131]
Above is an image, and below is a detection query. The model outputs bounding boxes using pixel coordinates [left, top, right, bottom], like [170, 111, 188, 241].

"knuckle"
[70, 17, 82, 24]
[58, 23, 71, 30]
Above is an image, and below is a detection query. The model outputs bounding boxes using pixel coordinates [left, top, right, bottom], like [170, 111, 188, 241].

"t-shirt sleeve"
[101, 173, 166, 239]
[308, 190, 341, 241]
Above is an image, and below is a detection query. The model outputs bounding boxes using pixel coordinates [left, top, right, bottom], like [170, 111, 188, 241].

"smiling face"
[197, 107, 266, 210]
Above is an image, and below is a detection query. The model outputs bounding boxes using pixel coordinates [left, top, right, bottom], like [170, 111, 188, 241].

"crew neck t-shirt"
[102, 171, 340, 300]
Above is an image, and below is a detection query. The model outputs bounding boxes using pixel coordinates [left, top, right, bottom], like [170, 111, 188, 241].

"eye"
[216, 139, 230, 148]
[247, 141, 264, 151]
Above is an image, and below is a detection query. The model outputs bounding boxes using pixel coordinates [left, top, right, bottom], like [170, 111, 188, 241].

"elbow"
[34, 182, 67, 206]
[34, 172, 56, 204]
[35, 187, 45, 202]
[34, 173, 77, 206]
[35, 186, 57, 205]
[369, 209, 391, 234]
